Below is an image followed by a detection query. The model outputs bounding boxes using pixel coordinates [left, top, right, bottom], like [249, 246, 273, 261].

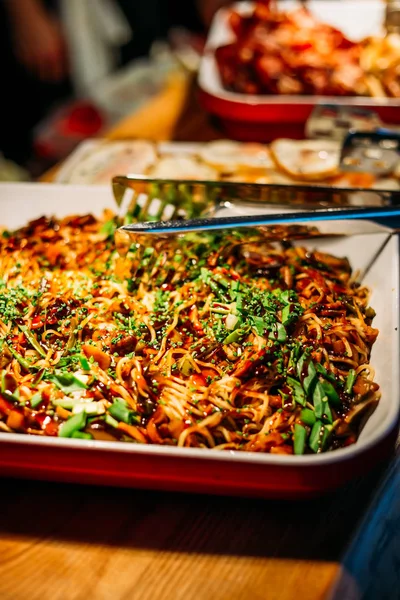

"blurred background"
[0, 0, 231, 179]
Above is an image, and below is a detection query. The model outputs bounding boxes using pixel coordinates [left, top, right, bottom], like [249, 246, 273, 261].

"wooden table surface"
[8, 74, 399, 600]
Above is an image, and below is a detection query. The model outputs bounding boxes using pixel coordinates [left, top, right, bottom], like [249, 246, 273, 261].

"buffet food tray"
[199, 1, 400, 141]
[0, 183, 398, 498]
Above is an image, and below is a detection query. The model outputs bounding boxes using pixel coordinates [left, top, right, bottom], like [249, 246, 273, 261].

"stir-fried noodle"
[0, 213, 380, 454]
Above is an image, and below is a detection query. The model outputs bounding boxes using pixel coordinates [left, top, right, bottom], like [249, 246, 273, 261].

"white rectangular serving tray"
[0, 183, 398, 498]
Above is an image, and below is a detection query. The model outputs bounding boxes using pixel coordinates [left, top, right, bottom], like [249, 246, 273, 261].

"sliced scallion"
[268, 322, 287, 343]
[6, 343, 31, 371]
[287, 376, 306, 406]
[312, 381, 327, 419]
[309, 420, 324, 453]
[303, 361, 317, 396]
[49, 372, 87, 394]
[294, 423, 307, 455]
[296, 353, 306, 380]
[109, 399, 139, 425]
[79, 355, 91, 371]
[105, 414, 119, 429]
[30, 392, 43, 409]
[18, 324, 47, 358]
[345, 369, 357, 395]
[59, 411, 87, 438]
[321, 380, 340, 406]
[300, 408, 316, 427]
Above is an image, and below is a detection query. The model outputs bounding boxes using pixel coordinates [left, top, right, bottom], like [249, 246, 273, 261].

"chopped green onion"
[321, 380, 340, 406]
[109, 398, 139, 425]
[280, 290, 290, 304]
[268, 322, 287, 343]
[315, 363, 338, 384]
[281, 304, 292, 326]
[345, 369, 357, 395]
[300, 408, 316, 427]
[49, 372, 87, 394]
[52, 398, 77, 409]
[212, 274, 230, 289]
[230, 281, 240, 299]
[321, 424, 333, 449]
[294, 423, 307, 455]
[59, 411, 87, 438]
[72, 402, 103, 416]
[288, 342, 302, 370]
[30, 392, 43, 409]
[309, 420, 324, 453]
[296, 353, 306, 380]
[303, 361, 317, 395]
[224, 328, 247, 345]
[105, 414, 119, 428]
[6, 343, 31, 371]
[252, 316, 267, 336]
[17, 324, 47, 358]
[322, 400, 333, 424]
[312, 381, 327, 419]
[287, 376, 306, 406]
[79, 355, 91, 371]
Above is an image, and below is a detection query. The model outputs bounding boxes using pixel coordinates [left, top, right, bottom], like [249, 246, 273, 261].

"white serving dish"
[0, 183, 398, 498]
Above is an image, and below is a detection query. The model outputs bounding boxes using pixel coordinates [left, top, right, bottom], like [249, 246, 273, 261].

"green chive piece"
[303, 361, 317, 396]
[252, 316, 266, 336]
[18, 324, 47, 358]
[281, 304, 292, 326]
[79, 355, 91, 371]
[309, 420, 324, 453]
[71, 431, 93, 440]
[49, 372, 87, 395]
[287, 376, 306, 406]
[288, 342, 301, 370]
[322, 400, 333, 424]
[345, 369, 357, 395]
[6, 343, 31, 371]
[296, 353, 306, 380]
[321, 380, 340, 406]
[224, 328, 247, 345]
[280, 290, 290, 304]
[59, 411, 87, 438]
[105, 414, 119, 428]
[321, 424, 333, 449]
[30, 392, 43, 409]
[268, 322, 287, 343]
[300, 408, 316, 426]
[312, 382, 327, 419]
[315, 363, 337, 384]
[52, 398, 76, 410]
[294, 423, 307, 455]
[230, 281, 240, 299]
[109, 399, 139, 425]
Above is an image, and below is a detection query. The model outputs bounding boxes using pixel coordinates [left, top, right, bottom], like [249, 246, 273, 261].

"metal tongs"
[112, 176, 400, 228]
[118, 205, 400, 237]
